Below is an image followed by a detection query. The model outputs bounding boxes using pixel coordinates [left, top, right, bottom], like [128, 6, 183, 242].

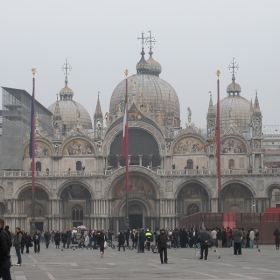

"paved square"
[10, 244, 280, 279]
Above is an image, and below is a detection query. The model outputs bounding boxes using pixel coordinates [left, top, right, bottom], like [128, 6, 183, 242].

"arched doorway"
[111, 174, 158, 231]
[268, 185, 280, 208]
[221, 183, 254, 212]
[18, 187, 49, 230]
[61, 184, 91, 228]
[177, 183, 209, 216]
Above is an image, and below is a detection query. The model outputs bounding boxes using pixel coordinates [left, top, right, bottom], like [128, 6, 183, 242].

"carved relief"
[7, 182, 13, 195]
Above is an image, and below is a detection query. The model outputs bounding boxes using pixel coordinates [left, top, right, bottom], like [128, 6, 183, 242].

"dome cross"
[146, 30, 157, 57]
[228, 58, 239, 82]
[62, 58, 72, 86]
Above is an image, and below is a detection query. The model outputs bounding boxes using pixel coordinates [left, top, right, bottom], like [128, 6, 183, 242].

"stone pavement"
[9, 244, 280, 280]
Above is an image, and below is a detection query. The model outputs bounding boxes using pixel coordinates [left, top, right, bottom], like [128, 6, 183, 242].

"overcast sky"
[1, 0, 280, 129]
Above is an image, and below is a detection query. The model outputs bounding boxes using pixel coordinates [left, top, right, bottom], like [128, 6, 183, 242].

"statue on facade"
[187, 107, 192, 123]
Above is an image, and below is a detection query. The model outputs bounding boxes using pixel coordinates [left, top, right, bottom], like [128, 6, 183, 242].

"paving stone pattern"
[9, 244, 280, 279]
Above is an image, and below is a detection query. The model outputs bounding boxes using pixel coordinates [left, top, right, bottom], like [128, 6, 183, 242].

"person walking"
[249, 228, 255, 248]
[198, 227, 211, 260]
[66, 228, 72, 249]
[139, 228, 146, 253]
[44, 230, 51, 249]
[0, 218, 12, 279]
[232, 227, 242, 255]
[156, 229, 168, 264]
[20, 229, 26, 254]
[273, 228, 280, 250]
[98, 230, 107, 258]
[33, 230, 41, 253]
[254, 229, 259, 249]
[25, 232, 32, 253]
[118, 231, 125, 251]
[55, 230, 61, 249]
[14, 227, 22, 266]
[145, 229, 153, 251]
[172, 228, 179, 249]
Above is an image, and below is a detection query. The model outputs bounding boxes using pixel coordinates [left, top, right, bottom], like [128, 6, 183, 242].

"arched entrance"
[177, 183, 210, 216]
[18, 187, 49, 230]
[221, 183, 254, 212]
[268, 185, 280, 208]
[110, 174, 158, 232]
[61, 184, 91, 228]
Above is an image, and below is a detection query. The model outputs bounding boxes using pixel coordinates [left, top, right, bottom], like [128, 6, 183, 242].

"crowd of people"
[1, 218, 280, 278]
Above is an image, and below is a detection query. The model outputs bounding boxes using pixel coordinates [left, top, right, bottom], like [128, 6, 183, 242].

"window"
[76, 161, 82, 171]
[36, 162, 41, 171]
[187, 160, 193, 169]
[72, 205, 83, 220]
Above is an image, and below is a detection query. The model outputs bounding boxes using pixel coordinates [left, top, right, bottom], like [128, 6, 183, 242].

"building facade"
[1, 40, 280, 233]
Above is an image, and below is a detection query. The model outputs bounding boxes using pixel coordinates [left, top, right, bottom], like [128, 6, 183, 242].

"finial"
[228, 58, 239, 82]
[31, 68, 36, 77]
[124, 69, 129, 77]
[98, 91, 100, 99]
[56, 93, 58, 101]
[255, 90, 257, 96]
[209, 91, 212, 98]
[216, 70, 220, 78]
[62, 58, 72, 86]
[138, 32, 148, 56]
[146, 30, 156, 57]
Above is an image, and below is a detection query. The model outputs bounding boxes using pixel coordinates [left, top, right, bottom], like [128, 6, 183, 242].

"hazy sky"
[1, 0, 280, 129]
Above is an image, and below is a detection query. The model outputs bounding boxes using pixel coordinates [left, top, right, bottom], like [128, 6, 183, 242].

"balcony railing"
[157, 168, 280, 176]
[0, 167, 279, 178]
[0, 170, 112, 177]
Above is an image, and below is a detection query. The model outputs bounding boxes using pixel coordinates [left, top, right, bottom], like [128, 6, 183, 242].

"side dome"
[219, 95, 251, 133]
[48, 81, 92, 132]
[109, 74, 180, 121]
[48, 100, 92, 132]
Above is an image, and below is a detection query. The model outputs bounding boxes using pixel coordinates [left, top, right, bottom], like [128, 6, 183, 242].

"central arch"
[176, 182, 210, 216]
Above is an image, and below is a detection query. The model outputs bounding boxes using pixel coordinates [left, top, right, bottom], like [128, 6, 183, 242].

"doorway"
[35, 222, 43, 231]
[129, 214, 142, 230]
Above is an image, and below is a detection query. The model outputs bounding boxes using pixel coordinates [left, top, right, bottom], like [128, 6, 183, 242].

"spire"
[253, 90, 261, 113]
[94, 92, 103, 119]
[207, 92, 215, 116]
[136, 32, 149, 74]
[54, 95, 62, 121]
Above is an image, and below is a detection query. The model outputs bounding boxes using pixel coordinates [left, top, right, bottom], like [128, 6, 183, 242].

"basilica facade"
[1, 39, 280, 233]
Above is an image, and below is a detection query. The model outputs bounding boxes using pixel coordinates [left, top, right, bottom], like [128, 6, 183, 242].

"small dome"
[147, 56, 162, 77]
[227, 82, 241, 94]
[216, 95, 251, 133]
[136, 49, 149, 74]
[48, 100, 92, 132]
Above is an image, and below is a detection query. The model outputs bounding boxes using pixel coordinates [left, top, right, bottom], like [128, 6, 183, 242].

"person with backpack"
[145, 229, 153, 251]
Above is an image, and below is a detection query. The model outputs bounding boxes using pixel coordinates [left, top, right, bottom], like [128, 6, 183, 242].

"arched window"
[76, 161, 82, 171]
[36, 162, 41, 171]
[187, 159, 193, 169]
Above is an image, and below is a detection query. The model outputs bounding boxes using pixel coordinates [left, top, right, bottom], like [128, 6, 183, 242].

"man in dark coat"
[139, 228, 146, 253]
[180, 227, 188, 248]
[33, 230, 41, 253]
[232, 227, 242, 255]
[156, 229, 169, 264]
[0, 218, 12, 279]
[118, 231, 125, 251]
[172, 228, 179, 249]
[198, 227, 211, 260]
[14, 227, 22, 265]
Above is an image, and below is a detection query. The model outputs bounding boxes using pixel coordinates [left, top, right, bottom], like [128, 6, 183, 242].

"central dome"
[109, 74, 180, 120]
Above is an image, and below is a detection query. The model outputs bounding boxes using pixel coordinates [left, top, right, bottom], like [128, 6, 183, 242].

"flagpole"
[30, 68, 36, 236]
[216, 70, 222, 212]
[124, 69, 130, 230]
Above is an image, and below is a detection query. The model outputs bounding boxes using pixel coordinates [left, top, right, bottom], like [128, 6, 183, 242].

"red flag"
[121, 77, 128, 157]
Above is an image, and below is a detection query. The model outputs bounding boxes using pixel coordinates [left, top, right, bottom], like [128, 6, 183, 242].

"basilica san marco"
[1, 33, 280, 234]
